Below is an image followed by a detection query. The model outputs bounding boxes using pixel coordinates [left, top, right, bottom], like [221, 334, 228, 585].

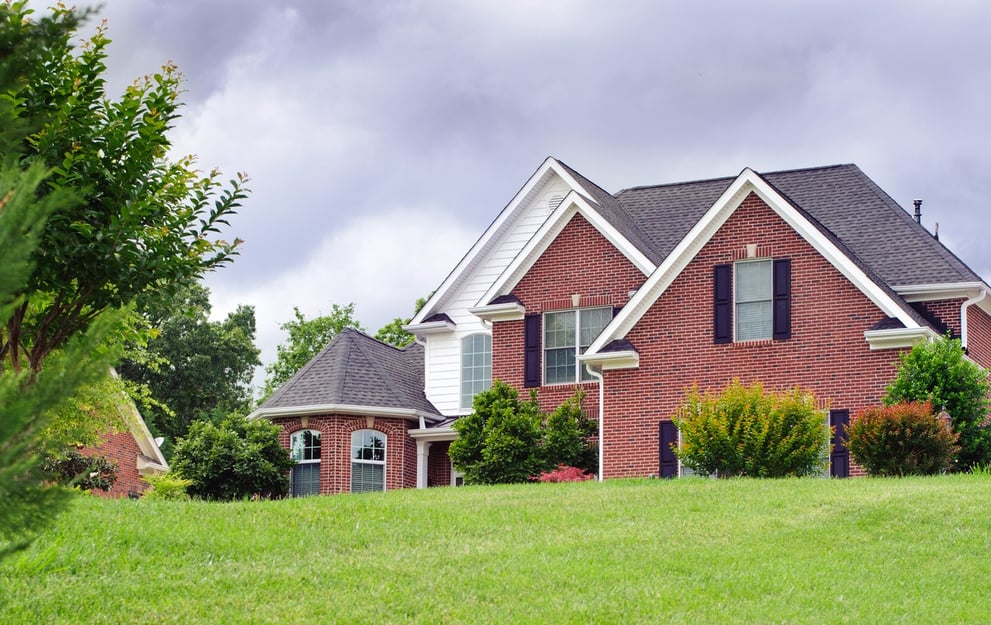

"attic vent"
[548, 194, 565, 211]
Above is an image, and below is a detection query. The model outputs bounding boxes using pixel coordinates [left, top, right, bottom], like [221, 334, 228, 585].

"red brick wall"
[83, 431, 147, 499]
[273, 415, 417, 494]
[427, 440, 453, 487]
[966, 306, 991, 374]
[492, 212, 643, 414]
[599, 192, 907, 477]
[914, 298, 964, 336]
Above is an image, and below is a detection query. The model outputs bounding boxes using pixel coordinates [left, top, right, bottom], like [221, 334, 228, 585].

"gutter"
[961, 286, 988, 351]
[585, 364, 605, 482]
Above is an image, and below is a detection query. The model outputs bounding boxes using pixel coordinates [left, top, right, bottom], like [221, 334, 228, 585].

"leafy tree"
[263, 303, 364, 398]
[375, 296, 429, 348]
[117, 283, 260, 446]
[884, 334, 991, 470]
[170, 414, 294, 500]
[450, 382, 597, 484]
[0, 3, 248, 376]
[673, 380, 829, 478]
[41, 449, 118, 491]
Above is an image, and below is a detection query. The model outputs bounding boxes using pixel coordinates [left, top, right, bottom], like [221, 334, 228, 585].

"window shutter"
[772, 259, 791, 340]
[713, 264, 732, 344]
[524, 314, 540, 388]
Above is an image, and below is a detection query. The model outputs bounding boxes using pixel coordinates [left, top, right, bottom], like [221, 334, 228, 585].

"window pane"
[736, 260, 772, 303]
[291, 462, 320, 497]
[736, 261, 772, 341]
[545, 347, 576, 385]
[290, 430, 321, 462]
[351, 462, 384, 493]
[579, 307, 612, 349]
[461, 334, 492, 409]
[351, 430, 386, 462]
[737, 301, 772, 341]
[544, 311, 575, 349]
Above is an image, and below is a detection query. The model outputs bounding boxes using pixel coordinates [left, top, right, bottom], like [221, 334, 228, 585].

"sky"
[76, 0, 991, 384]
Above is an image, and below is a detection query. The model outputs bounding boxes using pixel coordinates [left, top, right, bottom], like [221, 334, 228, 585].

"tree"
[0, 3, 248, 376]
[169, 414, 294, 500]
[374, 296, 429, 348]
[117, 282, 260, 446]
[673, 380, 829, 478]
[884, 334, 991, 470]
[449, 381, 597, 484]
[262, 303, 364, 398]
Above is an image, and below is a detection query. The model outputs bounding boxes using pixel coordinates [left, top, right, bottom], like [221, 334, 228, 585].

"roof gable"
[585, 168, 928, 358]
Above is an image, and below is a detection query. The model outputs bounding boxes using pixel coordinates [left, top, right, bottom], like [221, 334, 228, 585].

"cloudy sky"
[82, 0, 991, 382]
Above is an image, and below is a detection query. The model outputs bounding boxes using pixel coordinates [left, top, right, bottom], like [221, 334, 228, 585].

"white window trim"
[543, 306, 611, 385]
[351, 429, 387, 493]
[459, 333, 492, 411]
[290, 429, 321, 497]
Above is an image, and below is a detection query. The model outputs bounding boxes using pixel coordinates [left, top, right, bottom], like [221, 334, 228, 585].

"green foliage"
[41, 449, 118, 491]
[674, 379, 829, 478]
[374, 295, 429, 348]
[262, 303, 364, 398]
[450, 382, 597, 484]
[846, 401, 959, 477]
[884, 334, 991, 470]
[141, 472, 191, 501]
[0, 3, 248, 374]
[117, 283, 260, 445]
[37, 371, 127, 456]
[170, 414, 293, 500]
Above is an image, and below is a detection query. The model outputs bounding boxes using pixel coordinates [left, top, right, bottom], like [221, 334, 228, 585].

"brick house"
[251, 158, 991, 493]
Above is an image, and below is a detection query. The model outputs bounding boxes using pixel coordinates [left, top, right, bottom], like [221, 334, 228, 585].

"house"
[250, 158, 991, 493]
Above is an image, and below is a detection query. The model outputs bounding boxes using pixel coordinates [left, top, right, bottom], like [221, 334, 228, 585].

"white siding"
[424, 178, 573, 415]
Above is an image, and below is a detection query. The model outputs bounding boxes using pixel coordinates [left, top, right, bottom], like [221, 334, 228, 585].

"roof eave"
[579, 350, 640, 370]
[249, 404, 441, 424]
[894, 282, 987, 302]
[468, 302, 526, 322]
[863, 327, 936, 351]
[408, 425, 459, 442]
[403, 320, 456, 335]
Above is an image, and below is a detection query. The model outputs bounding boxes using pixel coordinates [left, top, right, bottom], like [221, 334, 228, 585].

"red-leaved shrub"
[535, 464, 594, 483]
[846, 401, 959, 476]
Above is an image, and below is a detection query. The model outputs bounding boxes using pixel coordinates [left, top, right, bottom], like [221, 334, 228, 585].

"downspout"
[586, 364, 605, 482]
[961, 287, 988, 352]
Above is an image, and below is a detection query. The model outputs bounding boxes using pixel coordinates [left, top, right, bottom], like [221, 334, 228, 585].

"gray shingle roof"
[260, 328, 440, 419]
[613, 163, 984, 287]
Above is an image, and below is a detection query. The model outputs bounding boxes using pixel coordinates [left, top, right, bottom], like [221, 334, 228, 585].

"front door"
[829, 409, 850, 478]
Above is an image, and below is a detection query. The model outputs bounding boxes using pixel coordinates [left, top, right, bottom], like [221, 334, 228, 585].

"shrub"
[884, 334, 990, 470]
[42, 449, 118, 492]
[673, 379, 829, 478]
[846, 401, 958, 476]
[170, 414, 294, 500]
[450, 381, 598, 484]
[535, 465, 594, 483]
[142, 473, 192, 501]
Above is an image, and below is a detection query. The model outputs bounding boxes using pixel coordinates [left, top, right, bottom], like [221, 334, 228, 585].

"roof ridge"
[615, 163, 852, 196]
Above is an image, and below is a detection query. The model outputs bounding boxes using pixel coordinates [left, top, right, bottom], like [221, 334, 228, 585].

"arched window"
[351, 430, 386, 493]
[461, 333, 492, 410]
[289, 429, 321, 497]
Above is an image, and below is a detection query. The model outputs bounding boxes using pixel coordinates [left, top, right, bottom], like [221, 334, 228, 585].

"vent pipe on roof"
[913, 199, 923, 224]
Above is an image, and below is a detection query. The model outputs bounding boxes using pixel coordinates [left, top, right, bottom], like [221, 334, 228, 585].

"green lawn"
[2, 475, 990, 624]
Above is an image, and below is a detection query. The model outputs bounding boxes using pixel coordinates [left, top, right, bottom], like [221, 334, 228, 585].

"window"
[543, 307, 611, 384]
[713, 259, 790, 344]
[289, 429, 321, 497]
[460, 334, 492, 410]
[351, 429, 386, 493]
[736, 259, 773, 341]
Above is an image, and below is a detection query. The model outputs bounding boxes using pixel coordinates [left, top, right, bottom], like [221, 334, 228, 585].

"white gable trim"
[476, 191, 655, 307]
[410, 157, 605, 326]
[585, 168, 922, 358]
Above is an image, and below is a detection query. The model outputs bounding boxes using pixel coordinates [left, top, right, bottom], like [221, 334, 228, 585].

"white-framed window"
[544, 307, 612, 384]
[735, 259, 773, 341]
[289, 429, 321, 497]
[351, 429, 386, 493]
[460, 333, 492, 410]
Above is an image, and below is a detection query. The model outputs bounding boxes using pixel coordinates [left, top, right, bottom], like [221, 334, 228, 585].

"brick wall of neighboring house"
[427, 440, 453, 487]
[83, 430, 147, 499]
[273, 415, 417, 495]
[492, 212, 642, 415]
[598, 192, 909, 478]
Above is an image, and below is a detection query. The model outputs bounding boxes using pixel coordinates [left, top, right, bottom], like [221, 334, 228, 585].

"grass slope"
[2, 475, 990, 624]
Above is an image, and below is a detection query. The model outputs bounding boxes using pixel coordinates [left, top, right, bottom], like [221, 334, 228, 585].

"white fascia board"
[402, 319, 456, 335]
[468, 301, 526, 322]
[409, 157, 562, 325]
[248, 404, 439, 424]
[864, 327, 935, 350]
[894, 282, 986, 302]
[578, 349, 639, 370]
[585, 169, 921, 356]
[408, 426, 459, 442]
[477, 192, 655, 306]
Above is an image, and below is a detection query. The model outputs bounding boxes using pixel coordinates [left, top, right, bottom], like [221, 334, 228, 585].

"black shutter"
[829, 409, 850, 478]
[524, 314, 540, 388]
[659, 421, 679, 478]
[713, 264, 732, 344]
[772, 258, 791, 340]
